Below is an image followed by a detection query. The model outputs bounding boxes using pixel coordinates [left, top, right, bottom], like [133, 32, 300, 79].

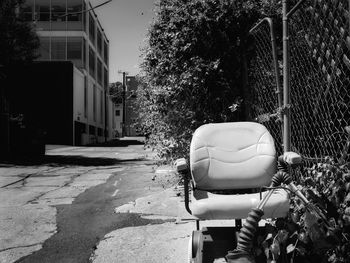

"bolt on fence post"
[283, 0, 291, 152]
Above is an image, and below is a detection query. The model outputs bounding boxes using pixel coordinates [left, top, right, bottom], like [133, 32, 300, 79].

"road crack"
[0, 243, 42, 253]
[26, 168, 96, 204]
[0, 167, 67, 188]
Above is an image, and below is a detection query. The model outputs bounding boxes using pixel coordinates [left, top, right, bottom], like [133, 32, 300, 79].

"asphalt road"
[17, 163, 173, 263]
[1, 138, 188, 263]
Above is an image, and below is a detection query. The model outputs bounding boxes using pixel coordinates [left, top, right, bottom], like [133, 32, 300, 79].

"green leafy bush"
[138, 0, 266, 162]
[291, 159, 350, 262]
[254, 160, 350, 263]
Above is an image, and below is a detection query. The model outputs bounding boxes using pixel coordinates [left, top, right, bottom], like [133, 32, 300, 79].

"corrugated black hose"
[226, 160, 291, 263]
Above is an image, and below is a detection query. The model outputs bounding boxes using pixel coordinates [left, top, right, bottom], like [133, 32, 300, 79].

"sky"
[91, 0, 157, 83]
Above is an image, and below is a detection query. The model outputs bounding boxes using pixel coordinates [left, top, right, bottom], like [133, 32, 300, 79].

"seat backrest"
[190, 122, 276, 190]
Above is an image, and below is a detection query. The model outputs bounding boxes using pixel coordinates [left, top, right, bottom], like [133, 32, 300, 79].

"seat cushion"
[191, 189, 289, 220]
[190, 122, 276, 190]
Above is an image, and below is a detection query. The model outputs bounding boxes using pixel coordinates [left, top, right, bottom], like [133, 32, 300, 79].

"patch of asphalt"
[14, 166, 175, 263]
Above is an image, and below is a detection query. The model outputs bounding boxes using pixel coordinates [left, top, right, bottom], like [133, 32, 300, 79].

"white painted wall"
[114, 103, 123, 137]
[71, 69, 115, 145]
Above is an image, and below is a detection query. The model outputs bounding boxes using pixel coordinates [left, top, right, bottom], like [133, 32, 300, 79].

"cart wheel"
[188, 234, 193, 262]
[189, 230, 203, 262]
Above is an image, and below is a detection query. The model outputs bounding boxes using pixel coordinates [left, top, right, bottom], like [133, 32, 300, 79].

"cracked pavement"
[0, 139, 197, 263]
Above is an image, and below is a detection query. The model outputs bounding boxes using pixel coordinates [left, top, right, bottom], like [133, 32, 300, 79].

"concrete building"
[20, 0, 116, 145]
[114, 103, 123, 137]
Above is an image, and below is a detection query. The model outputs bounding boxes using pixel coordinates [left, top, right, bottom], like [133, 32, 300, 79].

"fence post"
[282, 0, 291, 152]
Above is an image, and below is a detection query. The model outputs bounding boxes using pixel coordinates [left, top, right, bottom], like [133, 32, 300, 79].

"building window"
[97, 30, 102, 55]
[82, 1, 87, 31]
[89, 13, 95, 45]
[38, 37, 50, 60]
[89, 125, 95, 135]
[67, 0, 82, 21]
[100, 90, 104, 124]
[104, 68, 108, 89]
[21, 0, 34, 21]
[84, 76, 88, 118]
[97, 59, 102, 85]
[51, 37, 66, 60]
[115, 110, 120, 116]
[67, 0, 83, 30]
[51, 0, 66, 21]
[93, 85, 97, 122]
[35, 0, 50, 21]
[83, 38, 86, 68]
[51, 0, 66, 30]
[89, 46, 95, 77]
[103, 40, 108, 64]
[67, 37, 83, 68]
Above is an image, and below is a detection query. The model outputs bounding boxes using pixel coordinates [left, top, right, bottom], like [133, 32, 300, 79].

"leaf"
[303, 210, 318, 228]
[270, 239, 280, 260]
[286, 243, 296, 254]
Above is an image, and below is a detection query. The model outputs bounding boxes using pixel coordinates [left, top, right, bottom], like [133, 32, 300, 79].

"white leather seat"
[189, 122, 289, 220]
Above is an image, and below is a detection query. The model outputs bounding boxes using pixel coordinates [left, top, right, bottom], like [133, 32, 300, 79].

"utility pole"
[122, 72, 126, 137]
[104, 82, 108, 143]
[118, 70, 128, 137]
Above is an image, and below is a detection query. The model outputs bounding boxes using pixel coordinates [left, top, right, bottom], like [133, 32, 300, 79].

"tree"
[109, 81, 123, 105]
[138, 0, 264, 161]
[0, 0, 40, 157]
[0, 0, 39, 66]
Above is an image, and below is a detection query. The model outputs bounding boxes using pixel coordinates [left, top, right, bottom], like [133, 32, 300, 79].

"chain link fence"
[248, 21, 284, 155]
[248, 0, 350, 162]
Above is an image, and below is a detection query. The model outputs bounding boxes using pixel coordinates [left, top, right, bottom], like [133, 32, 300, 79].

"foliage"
[253, 159, 350, 263]
[138, 0, 271, 161]
[0, 0, 39, 66]
[292, 158, 350, 262]
[109, 81, 123, 105]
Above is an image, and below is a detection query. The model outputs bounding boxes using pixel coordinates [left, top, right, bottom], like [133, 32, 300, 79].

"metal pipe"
[249, 17, 270, 34]
[286, 0, 307, 18]
[268, 18, 283, 110]
[283, 0, 291, 152]
[122, 72, 126, 137]
[257, 189, 275, 210]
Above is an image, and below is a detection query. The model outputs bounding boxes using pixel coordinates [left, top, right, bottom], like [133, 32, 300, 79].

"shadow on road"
[0, 138, 149, 167]
[87, 138, 145, 147]
[0, 155, 148, 167]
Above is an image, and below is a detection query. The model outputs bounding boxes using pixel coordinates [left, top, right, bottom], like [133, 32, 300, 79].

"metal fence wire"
[248, 21, 283, 155]
[248, 0, 350, 162]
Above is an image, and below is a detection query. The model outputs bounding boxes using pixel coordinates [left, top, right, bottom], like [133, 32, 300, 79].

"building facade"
[21, 0, 115, 145]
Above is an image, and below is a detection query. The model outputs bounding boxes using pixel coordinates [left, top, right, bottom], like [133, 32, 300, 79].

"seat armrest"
[283, 151, 302, 165]
[175, 158, 189, 174]
[174, 158, 192, 215]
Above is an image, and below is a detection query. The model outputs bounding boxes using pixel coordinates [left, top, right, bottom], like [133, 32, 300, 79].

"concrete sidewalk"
[91, 182, 236, 263]
[90, 185, 196, 263]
